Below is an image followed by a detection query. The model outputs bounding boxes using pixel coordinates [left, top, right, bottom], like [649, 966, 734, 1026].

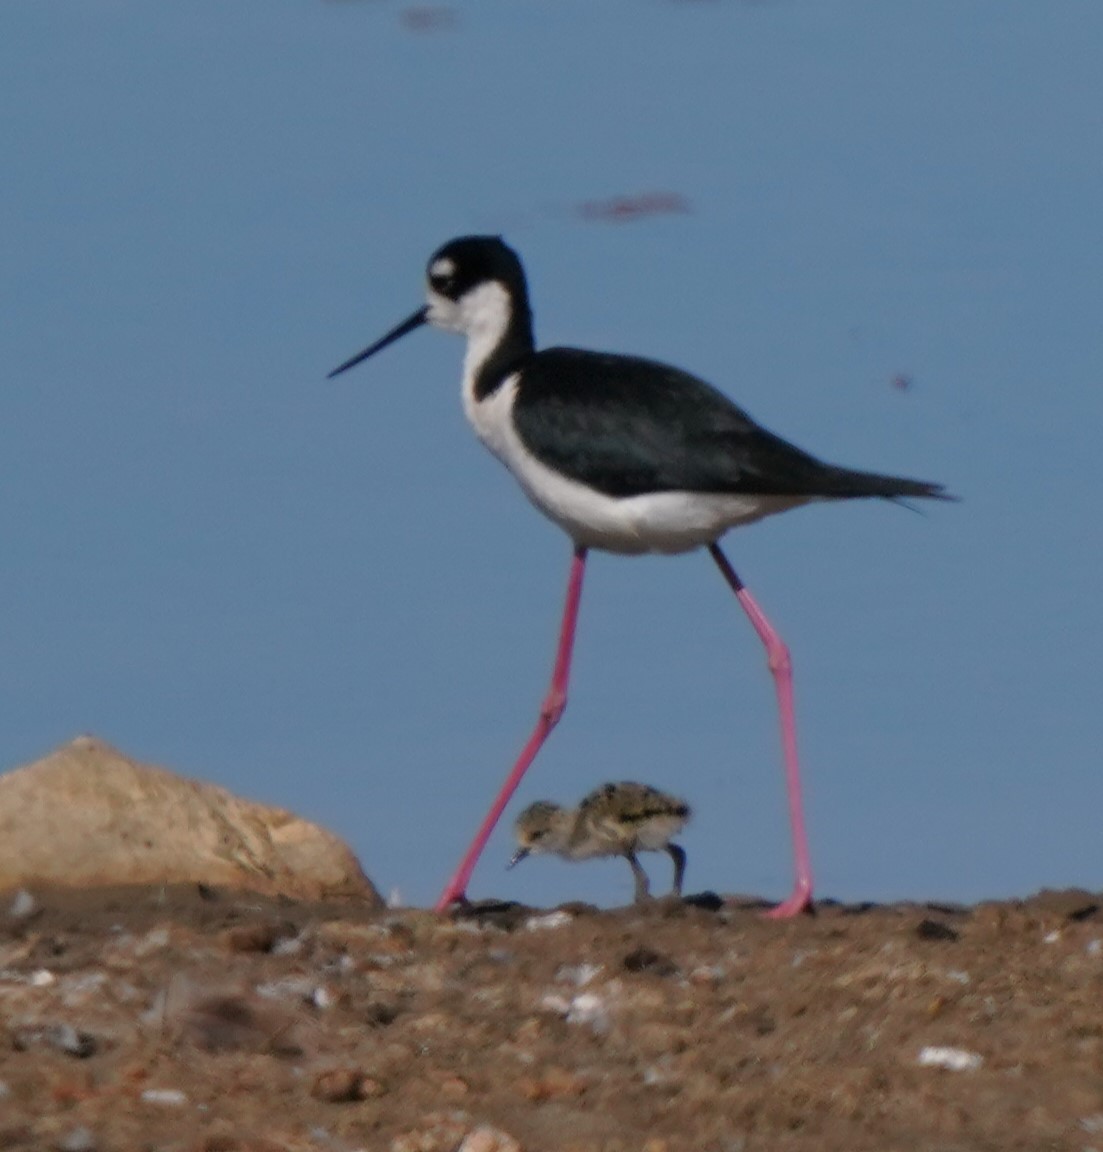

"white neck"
[458, 281, 514, 396]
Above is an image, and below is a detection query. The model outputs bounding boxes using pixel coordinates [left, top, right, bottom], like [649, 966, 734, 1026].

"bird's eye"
[428, 257, 458, 296]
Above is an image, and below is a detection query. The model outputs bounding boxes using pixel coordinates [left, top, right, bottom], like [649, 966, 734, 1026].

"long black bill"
[507, 847, 530, 870]
[327, 306, 428, 379]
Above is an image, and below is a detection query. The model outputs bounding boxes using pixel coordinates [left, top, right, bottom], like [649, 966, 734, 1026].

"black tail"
[821, 465, 958, 503]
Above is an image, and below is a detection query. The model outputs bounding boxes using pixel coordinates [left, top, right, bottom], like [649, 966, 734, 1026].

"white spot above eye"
[430, 257, 455, 280]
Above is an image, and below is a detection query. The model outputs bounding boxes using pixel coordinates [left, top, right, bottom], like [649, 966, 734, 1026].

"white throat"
[454, 281, 513, 396]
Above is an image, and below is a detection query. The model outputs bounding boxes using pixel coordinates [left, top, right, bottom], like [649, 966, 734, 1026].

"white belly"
[464, 375, 806, 555]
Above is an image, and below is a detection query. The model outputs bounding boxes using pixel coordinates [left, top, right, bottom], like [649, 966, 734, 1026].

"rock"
[57, 1126, 97, 1152]
[176, 990, 306, 1057]
[1032, 888, 1100, 922]
[309, 1070, 385, 1103]
[915, 918, 959, 942]
[517, 1066, 586, 1101]
[220, 922, 290, 954]
[8, 889, 38, 920]
[457, 1127, 522, 1152]
[0, 737, 380, 903]
[46, 1024, 98, 1059]
[140, 1088, 189, 1106]
[390, 1112, 470, 1152]
[916, 1046, 983, 1072]
[311, 1066, 370, 1103]
[623, 947, 677, 976]
[11, 1022, 98, 1059]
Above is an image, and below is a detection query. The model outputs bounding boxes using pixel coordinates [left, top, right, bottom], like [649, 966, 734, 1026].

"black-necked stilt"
[329, 235, 954, 917]
[509, 781, 692, 904]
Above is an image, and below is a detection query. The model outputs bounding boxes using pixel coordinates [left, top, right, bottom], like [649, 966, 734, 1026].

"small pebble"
[365, 1001, 400, 1027]
[256, 976, 315, 1003]
[391, 1113, 469, 1152]
[31, 969, 57, 987]
[457, 1126, 522, 1152]
[141, 1088, 189, 1106]
[565, 992, 611, 1033]
[312, 984, 338, 1011]
[134, 927, 171, 957]
[222, 922, 281, 954]
[538, 993, 572, 1016]
[688, 964, 725, 985]
[642, 1061, 672, 1086]
[8, 889, 38, 919]
[915, 919, 959, 942]
[271, 934, 304, 957]
[525, 911, 573, 931]
[555, 962, 602, 986]
[623, 947, 677, 976]
[438, 1075, 470, 1099]
[179, 992, 275, 1054]
[58, 1126, 97, 1152]
[311, 1066, 372, 1103]
[60, 972, 109, 1006]
[47, 1024, 98, 1059]
[359, 1076, 387, 1099]
[517, 1066, 586, 1101]
[917, 1045, 983, 1071]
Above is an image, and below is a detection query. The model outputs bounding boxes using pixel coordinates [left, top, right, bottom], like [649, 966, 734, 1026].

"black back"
[511, 348, 838, 497]
[511, 348, 949, 501]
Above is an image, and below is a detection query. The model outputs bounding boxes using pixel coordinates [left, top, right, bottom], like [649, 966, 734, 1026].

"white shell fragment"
[140, 1088, 189, 1106]
[525, 910, 574, 931]
[8, 890, 37, 919]
[917, 1046, 983, 1071]
[565, 992, 611, 1033]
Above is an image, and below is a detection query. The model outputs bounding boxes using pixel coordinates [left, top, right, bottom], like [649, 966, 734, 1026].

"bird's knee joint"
[767, 642, 792, 676]
[540, 690, 567, 726]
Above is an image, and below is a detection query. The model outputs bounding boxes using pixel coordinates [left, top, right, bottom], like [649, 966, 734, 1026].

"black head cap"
[426, 235, 528, 303]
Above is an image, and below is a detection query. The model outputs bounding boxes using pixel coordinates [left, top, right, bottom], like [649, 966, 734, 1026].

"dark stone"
[916, 918, 959, 942]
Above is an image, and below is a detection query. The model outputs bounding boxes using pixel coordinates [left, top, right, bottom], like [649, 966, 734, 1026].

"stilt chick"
[509, 781, 691, 903]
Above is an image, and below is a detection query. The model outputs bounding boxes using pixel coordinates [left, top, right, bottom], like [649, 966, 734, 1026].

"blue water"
[1, 0, 1100, 907]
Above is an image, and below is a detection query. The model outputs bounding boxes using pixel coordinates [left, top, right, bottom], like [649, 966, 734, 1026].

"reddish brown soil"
[2, 884, 1101, 1151]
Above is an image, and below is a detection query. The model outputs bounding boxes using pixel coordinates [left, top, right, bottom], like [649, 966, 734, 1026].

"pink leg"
[709, 543, 814, 917]
[435, 546, 588, 911]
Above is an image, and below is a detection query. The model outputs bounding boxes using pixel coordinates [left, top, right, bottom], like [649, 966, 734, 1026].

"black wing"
[511, 348, 949, 501]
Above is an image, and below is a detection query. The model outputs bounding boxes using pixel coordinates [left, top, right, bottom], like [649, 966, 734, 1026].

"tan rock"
[310, 1066, 376, 1103]
[457, 1127, 523, 1152]
[0, 736, 380, 903]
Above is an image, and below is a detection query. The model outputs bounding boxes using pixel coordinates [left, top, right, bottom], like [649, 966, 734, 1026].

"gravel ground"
[1, 884, 1101, 1151]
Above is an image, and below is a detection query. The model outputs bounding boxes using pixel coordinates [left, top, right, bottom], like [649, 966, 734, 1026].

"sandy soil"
[1, 883, 1101, 1151]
